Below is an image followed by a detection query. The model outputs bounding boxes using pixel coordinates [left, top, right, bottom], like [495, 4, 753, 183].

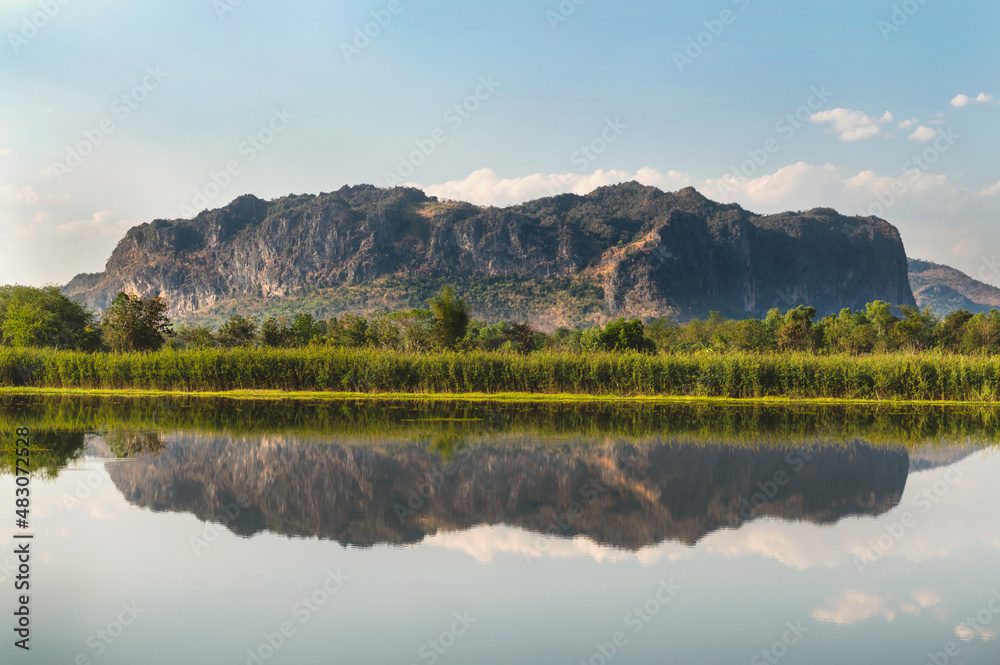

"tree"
[427, 286, 469, 349]
[731, 319, 771, 351]
[216, 315, 257, 348]
[102, 292, 173, 353]
[936, 309, 973, 352]
[0, 285, 101, 350]
[865, 300, 898, 345]
[169, 325, 216, 350]
[290, 313, 321, 346]
[259, 317, 294, 347]
[776, 306, 817, 351]
[892, 306, 937, 351]
[585, 318, 656, 353]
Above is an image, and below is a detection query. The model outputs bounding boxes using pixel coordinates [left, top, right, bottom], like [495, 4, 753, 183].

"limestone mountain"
[64, 183, 916, 327]
[908, 257, 1000, 315]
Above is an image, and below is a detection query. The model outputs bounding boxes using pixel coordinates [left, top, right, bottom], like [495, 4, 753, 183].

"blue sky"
[1, 0, 998, 286]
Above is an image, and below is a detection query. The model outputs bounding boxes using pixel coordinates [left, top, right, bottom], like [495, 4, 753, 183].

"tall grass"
[3, 347, 1000, 401]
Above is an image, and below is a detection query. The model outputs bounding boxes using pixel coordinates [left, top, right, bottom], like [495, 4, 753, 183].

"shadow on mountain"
[105, 434, 912, 550]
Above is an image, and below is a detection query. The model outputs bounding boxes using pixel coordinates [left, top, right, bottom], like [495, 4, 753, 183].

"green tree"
[892, 306, 937, 351]
[776, 306, 818, 351]
[961, 310, 1000, 353]
[290, 313, 321, 346]
[259, 317, 294, 347]
[0, 285, 100, 350]
[731, 319, 772, 351]
[936, 309, 973, 352]
[168, 325, 216, 350]
[427, 286, 469, 349]
[585, 318, 656, 353]
[102, 293, 173, 353]
[216, 315, 257, 348]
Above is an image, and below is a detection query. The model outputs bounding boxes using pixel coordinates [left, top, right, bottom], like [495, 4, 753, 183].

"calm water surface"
[1, 396, 998, 664]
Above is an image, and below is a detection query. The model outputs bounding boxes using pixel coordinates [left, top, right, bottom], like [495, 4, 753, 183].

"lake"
[1, 395, 998, 664]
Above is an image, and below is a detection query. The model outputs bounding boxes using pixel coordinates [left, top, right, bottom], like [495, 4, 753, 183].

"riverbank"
[4, 347, 1000, 402]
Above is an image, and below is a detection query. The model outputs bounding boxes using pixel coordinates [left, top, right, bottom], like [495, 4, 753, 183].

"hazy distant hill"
[908, 258, 1000, 315]
[64, 183, 915, 328]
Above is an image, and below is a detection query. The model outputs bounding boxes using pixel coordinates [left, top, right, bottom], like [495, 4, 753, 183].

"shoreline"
[1, 386, 997, 408]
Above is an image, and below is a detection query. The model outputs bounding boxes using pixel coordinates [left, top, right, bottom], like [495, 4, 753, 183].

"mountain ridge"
[908, 257, 1000, 315]
[64, 183, 917, 327]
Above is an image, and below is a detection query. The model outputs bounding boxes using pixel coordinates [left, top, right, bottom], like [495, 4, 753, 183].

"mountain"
[103, 433, 909, 549]
[64, 183, 916, 327]
[908, 258, 1000, 315]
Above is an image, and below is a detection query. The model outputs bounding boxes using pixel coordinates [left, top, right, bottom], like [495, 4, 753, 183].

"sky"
[0, 0, 998, 287]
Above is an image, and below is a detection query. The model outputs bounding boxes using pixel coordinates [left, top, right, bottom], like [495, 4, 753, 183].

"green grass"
[5, 347, 1000, 402]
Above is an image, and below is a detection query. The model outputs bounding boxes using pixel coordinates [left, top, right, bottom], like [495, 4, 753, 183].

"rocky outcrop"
[65, 183, 916, 323]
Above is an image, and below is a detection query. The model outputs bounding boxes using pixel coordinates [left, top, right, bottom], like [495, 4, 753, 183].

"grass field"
[4, 347, 1000, 402]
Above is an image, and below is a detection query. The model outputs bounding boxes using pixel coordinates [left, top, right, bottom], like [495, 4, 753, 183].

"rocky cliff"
[64, 183, 916, 325]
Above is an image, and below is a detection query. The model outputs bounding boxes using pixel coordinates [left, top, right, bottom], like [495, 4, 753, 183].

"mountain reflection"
[104, 434, 914, 549]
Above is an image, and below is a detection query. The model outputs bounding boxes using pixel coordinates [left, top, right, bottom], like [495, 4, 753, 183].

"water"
[1, 396, 998, 664]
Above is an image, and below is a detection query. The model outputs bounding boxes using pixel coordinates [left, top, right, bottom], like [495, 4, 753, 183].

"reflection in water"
[102, 434, 921, 549]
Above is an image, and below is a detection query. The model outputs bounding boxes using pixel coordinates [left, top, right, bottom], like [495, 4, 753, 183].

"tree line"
[2, 283, 1000, 355]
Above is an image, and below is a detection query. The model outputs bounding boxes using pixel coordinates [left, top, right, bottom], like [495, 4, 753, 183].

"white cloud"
[813, 589, 946, 626]
[55, 210, 133, 238]
[810, 108, 894, 141]
[420, 523, 691, 564]
[955, 624, 997, 642]
[951, 93, 995, 108]
[0, 185, 39, 205]
[908, 126, 939, 142]
[898, 118, 918, 130]
[418, 167, 691, 207]
[977, 179, 1000, 198]
[813, 591, 898, 625]
[927, 112, 948, 125]
[418, 161, 1000, 285]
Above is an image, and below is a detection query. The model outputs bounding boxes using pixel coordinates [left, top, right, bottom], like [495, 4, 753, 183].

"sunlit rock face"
[104, 434, 910, 549]
[64, 183, 915, 325]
